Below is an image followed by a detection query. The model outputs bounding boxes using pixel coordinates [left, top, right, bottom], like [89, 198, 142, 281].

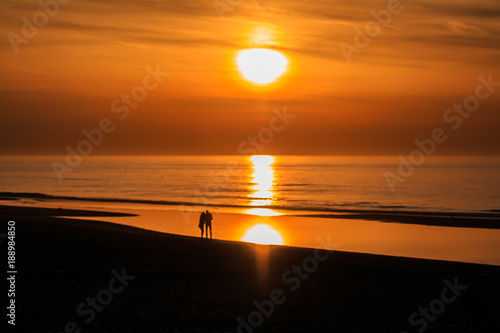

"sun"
[242, 224, 284, 245]
[237, 48, 288, 85]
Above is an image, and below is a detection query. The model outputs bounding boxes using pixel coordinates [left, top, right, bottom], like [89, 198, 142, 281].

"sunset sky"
[1, 0, 499, 155]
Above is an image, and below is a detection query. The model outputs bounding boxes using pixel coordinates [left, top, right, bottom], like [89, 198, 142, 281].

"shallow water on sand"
[6, 199, 500, 266]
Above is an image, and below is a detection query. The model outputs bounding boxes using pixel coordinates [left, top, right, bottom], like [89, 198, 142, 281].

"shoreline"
[2, 203, 500, 267]
[0, 203, 498, 265]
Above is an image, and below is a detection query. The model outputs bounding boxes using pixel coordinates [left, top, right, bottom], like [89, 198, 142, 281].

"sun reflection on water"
[242, 224, 284, 245]
[244, 208, 282, 216]
[249, 155, 275, 206]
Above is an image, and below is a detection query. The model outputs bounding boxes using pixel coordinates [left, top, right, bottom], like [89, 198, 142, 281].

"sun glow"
[242, 224, 284, 245]
[237, 48, 288, 85]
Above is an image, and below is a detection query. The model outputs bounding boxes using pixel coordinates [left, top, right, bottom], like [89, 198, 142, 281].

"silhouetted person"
[205, 210, 213, 239]
[198, 211, 206, 238]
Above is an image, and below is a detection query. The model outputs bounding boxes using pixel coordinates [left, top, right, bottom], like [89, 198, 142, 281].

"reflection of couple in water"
[198, 210, 213, 239]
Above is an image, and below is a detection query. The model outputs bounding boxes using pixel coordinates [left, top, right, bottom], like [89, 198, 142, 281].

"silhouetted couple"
[198, 210, 213, 239]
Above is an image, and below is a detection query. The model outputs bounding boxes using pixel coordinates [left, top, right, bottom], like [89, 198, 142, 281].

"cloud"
[446, 21, 486, 35]
[417, 0, 500, 18]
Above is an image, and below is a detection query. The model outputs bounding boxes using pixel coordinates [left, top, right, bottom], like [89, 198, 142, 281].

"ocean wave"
[1, 192, 499, 219]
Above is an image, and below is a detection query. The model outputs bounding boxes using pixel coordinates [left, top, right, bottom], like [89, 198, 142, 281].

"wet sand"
[300, 212, 500, 229]
[2, 205, 500, 332]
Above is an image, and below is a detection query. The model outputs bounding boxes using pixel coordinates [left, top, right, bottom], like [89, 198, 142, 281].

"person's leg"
[200, 227, 203, 238]
[205, 224, 208, 238]
[209, 224, 212, 239]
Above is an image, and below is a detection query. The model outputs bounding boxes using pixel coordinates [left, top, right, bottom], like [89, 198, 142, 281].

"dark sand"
[2, 205, 500, 333]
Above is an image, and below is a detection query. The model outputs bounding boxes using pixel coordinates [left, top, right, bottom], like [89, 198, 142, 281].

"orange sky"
[1, 0, 499, 155]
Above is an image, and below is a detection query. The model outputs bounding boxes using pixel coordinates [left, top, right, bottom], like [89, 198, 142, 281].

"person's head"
[206, 210, 209, 213]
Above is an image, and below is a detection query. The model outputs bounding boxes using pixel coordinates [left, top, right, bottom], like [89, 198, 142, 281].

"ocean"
[1, 155, 499, 215]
